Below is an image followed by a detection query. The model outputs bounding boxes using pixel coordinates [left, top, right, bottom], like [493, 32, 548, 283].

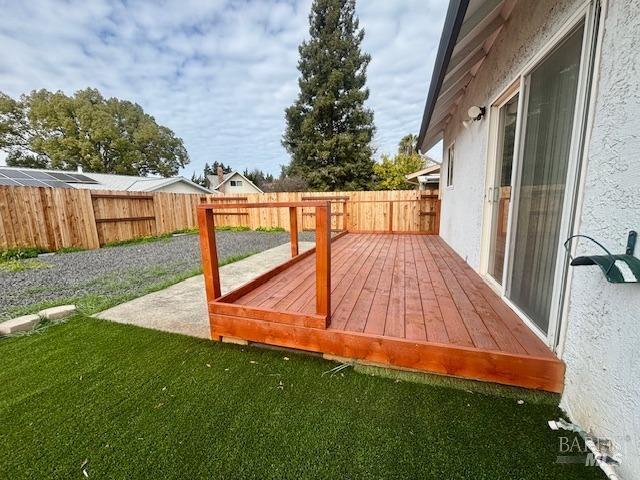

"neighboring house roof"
[405, 164, 441, 185]
[417, 0, 516, 152]
[208, 172, 233, 189]
[209, 170, 264, 194]
[0, 166, 212, 193]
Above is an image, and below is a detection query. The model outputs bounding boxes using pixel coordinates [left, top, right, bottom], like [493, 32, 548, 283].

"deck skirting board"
[210, 313, 565, 393]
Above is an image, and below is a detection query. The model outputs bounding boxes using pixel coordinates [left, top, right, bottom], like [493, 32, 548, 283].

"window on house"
[446, 144, 454, 187]
[230, 180, 242, 187]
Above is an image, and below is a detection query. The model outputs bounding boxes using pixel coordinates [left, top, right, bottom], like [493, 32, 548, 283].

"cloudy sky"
[0, 0, 447, 177]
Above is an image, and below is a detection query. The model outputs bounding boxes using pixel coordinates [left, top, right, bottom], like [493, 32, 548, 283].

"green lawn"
[0, 317, 605, 480]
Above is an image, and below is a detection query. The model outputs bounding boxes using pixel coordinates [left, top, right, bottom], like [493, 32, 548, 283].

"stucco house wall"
[438, 0, 640, 478]
[559, 1, 640, 477]
[440, 0, 584, 269]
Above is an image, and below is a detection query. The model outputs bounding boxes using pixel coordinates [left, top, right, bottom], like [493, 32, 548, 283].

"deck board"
[424, 238, 499, 350]
[363, 235, 398, 335]
[410, 235, 449, 343]
[385, 235, 406, 338]
[343, 235, 393, 332]
[220, 233, 563, 391]
[404, 236, 427, 341]
[232, 233, 554, 356]
[294, 234, 369, 311]
[331, 235, 387, 330]
[415, 235, 474, 347]
[253, 233, 358, 310]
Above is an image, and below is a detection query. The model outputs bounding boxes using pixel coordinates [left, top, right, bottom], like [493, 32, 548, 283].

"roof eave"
[145, 177, 213, 194]
[215, 171, 264, 194]
[417, 0, 470, 154]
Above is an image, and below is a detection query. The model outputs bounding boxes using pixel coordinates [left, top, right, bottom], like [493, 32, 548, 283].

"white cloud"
[0, 0, 447, 176]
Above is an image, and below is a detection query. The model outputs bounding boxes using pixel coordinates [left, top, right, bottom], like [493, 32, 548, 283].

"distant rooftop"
[0, 166, 212, 193]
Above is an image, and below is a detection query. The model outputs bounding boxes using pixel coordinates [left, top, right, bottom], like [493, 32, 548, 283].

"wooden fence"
[0, 186, 439, 251]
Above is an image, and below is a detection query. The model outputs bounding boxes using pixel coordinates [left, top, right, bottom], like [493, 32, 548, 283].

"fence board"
[0, 186, 439, 251]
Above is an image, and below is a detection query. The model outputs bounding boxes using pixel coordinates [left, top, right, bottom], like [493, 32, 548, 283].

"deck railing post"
[342, 199, 348, 232]
[315, 202, 331, 325]
[289, 206, 298, 257]
[197, 207, 221, 302]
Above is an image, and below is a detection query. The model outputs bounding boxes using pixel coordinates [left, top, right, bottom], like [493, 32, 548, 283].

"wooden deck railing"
[197, 201, 335, 326]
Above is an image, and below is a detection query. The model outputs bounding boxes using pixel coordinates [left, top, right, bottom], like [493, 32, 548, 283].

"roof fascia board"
[417, 0, 470, 153]
[146, 177, 212, 194]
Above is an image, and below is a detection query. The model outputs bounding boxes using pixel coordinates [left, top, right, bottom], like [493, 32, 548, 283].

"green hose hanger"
[564, 231, 640, 284]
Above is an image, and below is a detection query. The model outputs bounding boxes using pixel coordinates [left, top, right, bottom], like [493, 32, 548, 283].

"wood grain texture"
[315, 203, 331, 322]
[215, 233, 563, 391]
[289, 206, 298, 257]
[209, 313, 565, 392]
[0, 187, 439, 250]
[197, 207, 221, 302]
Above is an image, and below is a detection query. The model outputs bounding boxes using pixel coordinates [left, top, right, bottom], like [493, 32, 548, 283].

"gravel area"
[0, 231, 314, 319]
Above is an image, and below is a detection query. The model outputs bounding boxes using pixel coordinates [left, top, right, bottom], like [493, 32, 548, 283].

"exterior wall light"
[467, 106, 486, 120]
[462, 106, 486, 128]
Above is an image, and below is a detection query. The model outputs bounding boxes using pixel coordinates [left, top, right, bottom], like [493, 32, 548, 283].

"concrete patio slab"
[95, 242, 314, 338]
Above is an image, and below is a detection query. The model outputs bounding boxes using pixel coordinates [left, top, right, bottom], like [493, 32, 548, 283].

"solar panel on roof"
[0, 178, 19, 186]
[41, 180, 73, 189]
[67, 173, 98, 184]
[47, 172, 77, 181]
[16, 179, 47, 187]
[23, 170, 55, 180]
[1, 169, 31, 178]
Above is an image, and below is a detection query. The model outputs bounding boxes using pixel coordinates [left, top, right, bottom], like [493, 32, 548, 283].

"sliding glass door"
[487, 93, 519, 285]
[507, 23, 585, 334]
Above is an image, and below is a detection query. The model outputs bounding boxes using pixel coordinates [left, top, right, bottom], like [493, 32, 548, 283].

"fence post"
[197, 207, 221, 303]
[434, 199, 441, 235]
[289, 206, 298, 257]
[315, 202, 331, 325]
[388, 201, 393, 233]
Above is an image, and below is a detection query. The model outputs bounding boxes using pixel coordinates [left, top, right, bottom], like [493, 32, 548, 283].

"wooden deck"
[205, 232, 563, 392]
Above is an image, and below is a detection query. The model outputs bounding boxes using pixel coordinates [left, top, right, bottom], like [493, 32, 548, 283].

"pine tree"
[283, 0, 375, 191]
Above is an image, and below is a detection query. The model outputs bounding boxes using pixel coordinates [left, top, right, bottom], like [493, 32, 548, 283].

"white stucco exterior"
[440, 0, 586, 269]
[559, 1, 640, 477]
[437, 1, 640, 478]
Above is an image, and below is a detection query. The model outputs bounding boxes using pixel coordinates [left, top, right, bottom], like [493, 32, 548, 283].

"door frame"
[479, 79, 521, 294]
[479, 0, 602, 348]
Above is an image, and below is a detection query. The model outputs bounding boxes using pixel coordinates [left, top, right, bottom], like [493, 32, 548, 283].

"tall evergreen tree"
[283, 0, 375, 191]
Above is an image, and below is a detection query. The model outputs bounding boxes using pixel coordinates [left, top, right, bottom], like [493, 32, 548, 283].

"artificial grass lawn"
[0, 317, 605, 480]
